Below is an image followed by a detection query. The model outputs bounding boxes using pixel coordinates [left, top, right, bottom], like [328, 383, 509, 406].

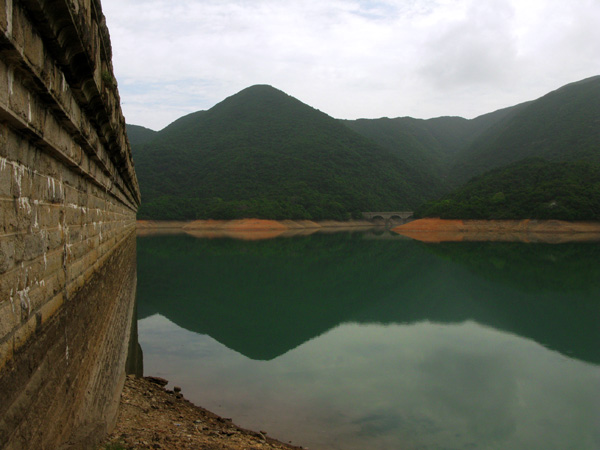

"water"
[136, 231, 600, 450]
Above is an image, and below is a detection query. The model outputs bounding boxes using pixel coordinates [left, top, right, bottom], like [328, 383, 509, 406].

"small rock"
[146, 376, 169, 387]
[174, 386, 182, 393]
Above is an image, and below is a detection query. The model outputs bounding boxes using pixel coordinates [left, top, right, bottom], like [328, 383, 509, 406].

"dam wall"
[0, 0, 140, 448]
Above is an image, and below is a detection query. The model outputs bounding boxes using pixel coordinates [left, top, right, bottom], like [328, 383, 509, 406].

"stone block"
[0, 267, 16, 299]
[14, 199, 33, 233]
[66, 257, 86, 285]
[39, 293, 63, 326]
[13, 314, 36, 350]
[1, 204, 17, 234]
[0, 237, 16, 274]
[11, 235, 24, 264]
[0, 162, 11, 198]
[0, 298, 18, 340]
[22, 22, 44, 73]
[0, 338, 14, 372]
[27, 282, 45, 314]
[42, 252, 63, 281]
[23, 233, 44, 262]
[0, 0, 9, 35]
[46, 228, 63, 253]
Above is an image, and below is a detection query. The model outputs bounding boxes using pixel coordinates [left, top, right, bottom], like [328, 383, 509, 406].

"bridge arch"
[362, 211, 414, 221]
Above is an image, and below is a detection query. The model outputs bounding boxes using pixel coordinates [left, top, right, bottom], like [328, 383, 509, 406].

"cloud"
[101, 0, 600, 130]
[418, 0, 518, 88]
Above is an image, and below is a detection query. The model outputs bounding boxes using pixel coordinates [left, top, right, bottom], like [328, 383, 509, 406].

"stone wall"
[0, 0, 140, 448]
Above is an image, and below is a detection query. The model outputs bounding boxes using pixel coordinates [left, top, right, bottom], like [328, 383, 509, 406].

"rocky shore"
[100, 376, 304, 450]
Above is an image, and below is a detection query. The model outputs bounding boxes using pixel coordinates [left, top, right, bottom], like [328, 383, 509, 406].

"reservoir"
[136, 231, 600, 450]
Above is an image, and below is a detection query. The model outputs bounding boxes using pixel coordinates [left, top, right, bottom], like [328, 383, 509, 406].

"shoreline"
[136, 218, 380, 239]
[100, 375, 303, 450]
[392, 218, 600, 243]
[135, 217, 600, 243]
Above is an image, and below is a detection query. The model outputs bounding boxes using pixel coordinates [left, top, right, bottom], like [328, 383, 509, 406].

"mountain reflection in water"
[137, 233, 600, 364]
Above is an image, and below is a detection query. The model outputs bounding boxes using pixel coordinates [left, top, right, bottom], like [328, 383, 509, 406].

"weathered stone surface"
[0, 0, 140, 449]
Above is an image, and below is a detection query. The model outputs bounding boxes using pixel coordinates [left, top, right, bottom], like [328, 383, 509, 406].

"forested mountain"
[342, 105, 528, 183]
[126, 124, 157, 147]
[449, 76, 600, 183]
[417, 159, 600, 220]
[128, 76, 600, 221]
[342, 116, 468, 181]
[130, 85, 444, 220]
[343, 76, 599, 187]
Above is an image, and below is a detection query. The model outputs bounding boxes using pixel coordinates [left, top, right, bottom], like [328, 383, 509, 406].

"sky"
[100, 0, 600, 131]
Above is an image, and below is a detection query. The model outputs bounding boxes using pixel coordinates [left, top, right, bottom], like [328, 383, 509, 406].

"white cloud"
[101, 0, 600, 130]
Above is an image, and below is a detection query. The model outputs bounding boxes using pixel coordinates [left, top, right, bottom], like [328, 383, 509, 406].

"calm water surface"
[136, 232, 600, 450]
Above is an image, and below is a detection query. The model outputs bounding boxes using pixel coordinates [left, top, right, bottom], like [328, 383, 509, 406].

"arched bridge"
[362, 211, 414, 221]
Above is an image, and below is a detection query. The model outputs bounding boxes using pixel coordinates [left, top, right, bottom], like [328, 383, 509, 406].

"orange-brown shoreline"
[135, 218, 600, 243]
[392, 218, 600, 243]
[136, 218, 378, 239]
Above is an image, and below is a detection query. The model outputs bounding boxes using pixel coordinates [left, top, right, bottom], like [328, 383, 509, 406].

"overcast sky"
[100, 0, 600, 131]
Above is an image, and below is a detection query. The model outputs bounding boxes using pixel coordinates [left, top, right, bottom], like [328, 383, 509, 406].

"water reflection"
[140, 317, 600, 450]
[138, 234, 600, 364]
[136, 233, 600, 450]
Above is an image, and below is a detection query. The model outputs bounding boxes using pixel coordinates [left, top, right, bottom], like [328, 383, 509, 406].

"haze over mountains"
[128, 76, 600, 221]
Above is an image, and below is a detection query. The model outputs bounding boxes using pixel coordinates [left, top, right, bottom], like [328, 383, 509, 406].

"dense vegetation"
[417, 159, 600, 220]
[128, 76, 600, 221]
[341, 106, 526, 184]
[449, 76, 600, 183]
[126, 124, 157, 147]
[131, 85, 443, 220]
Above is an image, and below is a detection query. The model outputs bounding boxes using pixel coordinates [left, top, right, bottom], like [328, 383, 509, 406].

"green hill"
[132, 85, 444, 220]
[342, 116, 469, 182]
[449, 76, 600, 183]
[417, 159, 600, 220]
[343, 77, 599, 187]
[126, 124, 157, 147]
[129, 77, 600, 221]
[342, 103, 532, 185]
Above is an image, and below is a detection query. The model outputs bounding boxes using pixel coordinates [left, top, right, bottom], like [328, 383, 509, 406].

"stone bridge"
[1, 1, 140, 448]
[362, 211, 414, 221]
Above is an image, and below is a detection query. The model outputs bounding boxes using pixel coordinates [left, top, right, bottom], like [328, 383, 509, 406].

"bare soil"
[393, 218, 600, 243]
[100, 376, 304, 450]
[136, 218, 377, 239]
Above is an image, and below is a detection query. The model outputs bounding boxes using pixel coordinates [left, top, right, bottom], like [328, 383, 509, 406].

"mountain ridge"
[131, 84, 444, 220]
[128, 76, 600, 220]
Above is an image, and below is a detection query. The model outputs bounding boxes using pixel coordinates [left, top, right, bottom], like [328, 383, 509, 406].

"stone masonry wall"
[0, 0, 140, 448]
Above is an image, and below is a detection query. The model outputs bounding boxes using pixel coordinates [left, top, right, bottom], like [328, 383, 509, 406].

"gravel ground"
[100, 375, 306, 450]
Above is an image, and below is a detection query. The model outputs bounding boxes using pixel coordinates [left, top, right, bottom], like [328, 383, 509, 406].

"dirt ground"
[100, 376, 305, 450]
[392, 218, 600, 243]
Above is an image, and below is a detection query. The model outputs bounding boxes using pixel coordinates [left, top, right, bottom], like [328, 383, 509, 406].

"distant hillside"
[449, 76, 600, 183]
[132, 85, 444, 220]
[129, 77, 600, 221]
[343, 103, 531, 185]
[126, 124, 157, 147]
[343, 77, 600, 187]
[417, 159, 600, 221]
[342, 116, 468, 181]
